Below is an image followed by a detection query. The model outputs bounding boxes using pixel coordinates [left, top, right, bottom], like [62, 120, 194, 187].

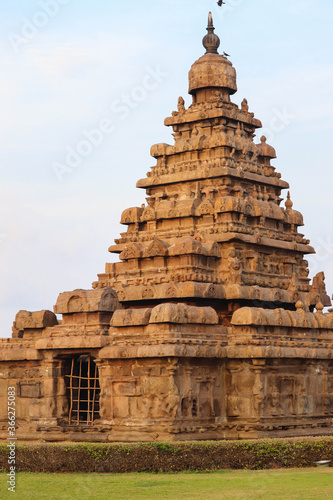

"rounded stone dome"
[188, 53, 237, 96]
[256, 136, 277, 159]
[202, 30, 220, 54]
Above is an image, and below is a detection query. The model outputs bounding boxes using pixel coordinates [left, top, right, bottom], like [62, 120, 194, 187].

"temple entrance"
[65, 355, 100, 425]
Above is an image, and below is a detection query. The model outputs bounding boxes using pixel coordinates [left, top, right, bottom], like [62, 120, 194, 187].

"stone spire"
[202, 12, 220, 54]
[285, 191, 293, 211]
[189, 14, 237, 100]
[94, 12, 331, 316]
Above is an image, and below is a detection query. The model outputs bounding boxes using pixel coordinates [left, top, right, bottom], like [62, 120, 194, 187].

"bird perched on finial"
[217, 0, 225, 6]
[223, 51, 230, 57]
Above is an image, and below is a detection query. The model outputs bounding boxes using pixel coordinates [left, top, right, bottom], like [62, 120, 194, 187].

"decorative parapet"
[229, 306, 333, 357]
[111, 303, 219, 328]
[106, 303, 225, 359]
[149, 303, 218, 325]
[231, 306, 333, 329]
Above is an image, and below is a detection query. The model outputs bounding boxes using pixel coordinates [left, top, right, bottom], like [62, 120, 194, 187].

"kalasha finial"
[202, 12, 220, 54]
[285, 191, 293, 210]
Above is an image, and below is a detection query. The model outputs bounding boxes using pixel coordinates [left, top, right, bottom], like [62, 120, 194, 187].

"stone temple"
[1, 13, 333, 442]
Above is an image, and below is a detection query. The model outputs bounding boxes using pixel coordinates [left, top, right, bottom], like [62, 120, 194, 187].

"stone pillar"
[226, 362, 243, 418]
[95, 359, 112, 422]
[250, 360, 265, 418]
[35, 353, 67, 425]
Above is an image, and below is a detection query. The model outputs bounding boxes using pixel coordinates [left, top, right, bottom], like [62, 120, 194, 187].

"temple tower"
[93, 13, 330, 321]
[1, 13, 333, 442]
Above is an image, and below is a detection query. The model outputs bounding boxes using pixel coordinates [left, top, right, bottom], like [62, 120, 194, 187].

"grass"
[1, 469, 333, 499]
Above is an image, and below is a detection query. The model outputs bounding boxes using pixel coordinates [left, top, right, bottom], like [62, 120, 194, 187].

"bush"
[0, 437, 332, 473]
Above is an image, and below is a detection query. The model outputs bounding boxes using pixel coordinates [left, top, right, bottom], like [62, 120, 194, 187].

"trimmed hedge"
[0, 437, 332, 473]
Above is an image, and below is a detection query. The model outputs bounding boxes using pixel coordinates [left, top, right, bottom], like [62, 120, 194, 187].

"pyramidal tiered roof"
[93, 13, 330, 320]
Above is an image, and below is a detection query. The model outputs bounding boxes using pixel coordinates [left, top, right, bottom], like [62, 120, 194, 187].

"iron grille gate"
[65, 355, 100, 425]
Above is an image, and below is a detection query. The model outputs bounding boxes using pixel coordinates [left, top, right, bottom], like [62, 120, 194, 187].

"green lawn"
[1, 469, 333, 499]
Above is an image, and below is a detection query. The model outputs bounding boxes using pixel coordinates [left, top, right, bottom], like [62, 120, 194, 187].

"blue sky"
[0, 0, 333, 336]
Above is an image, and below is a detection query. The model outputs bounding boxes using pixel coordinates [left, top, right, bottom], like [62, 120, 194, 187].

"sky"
[0, 0, 333, 337]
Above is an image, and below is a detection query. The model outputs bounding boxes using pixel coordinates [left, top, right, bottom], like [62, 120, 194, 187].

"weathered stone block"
[111, 308, 151, 327]
[14, 310, 58, 330]
[149, 303, 218, 324]
[113, 381, 138, 397]
[17, 381, 42, 399]
[113, 397, 130, 418]
[28, 402, 42, 419]
[54, 287, 119, 314]
[120, 206, 144, 225]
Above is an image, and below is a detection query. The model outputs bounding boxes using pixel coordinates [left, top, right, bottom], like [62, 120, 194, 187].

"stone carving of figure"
[235, 123, 243, 139]
[218, 123, 228, 146]
[269, 386, 281, 416]
[227, 384, 240, 417]
[229, 147, 236, 159]
[227, 249, 242, 284]
[173, 131, 190, 153]
[300, 260, 310, 278]
[177, 96, 185, 113]
[181, 394, 193, 418]
[285, 382, 296, 415]
[212, 90, 223, 103]
[312, 272, 327, 295]
[299, 388, 310, 415]
[241, 98, 249, 112]
[164, 394, 180, 418]
[233, 123, 246, 156]
[191, 126, 206, 149]
[252, 376, 264, 416]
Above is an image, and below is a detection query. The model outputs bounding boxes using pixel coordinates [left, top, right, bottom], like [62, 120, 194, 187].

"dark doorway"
[65, 355, 100, 425]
